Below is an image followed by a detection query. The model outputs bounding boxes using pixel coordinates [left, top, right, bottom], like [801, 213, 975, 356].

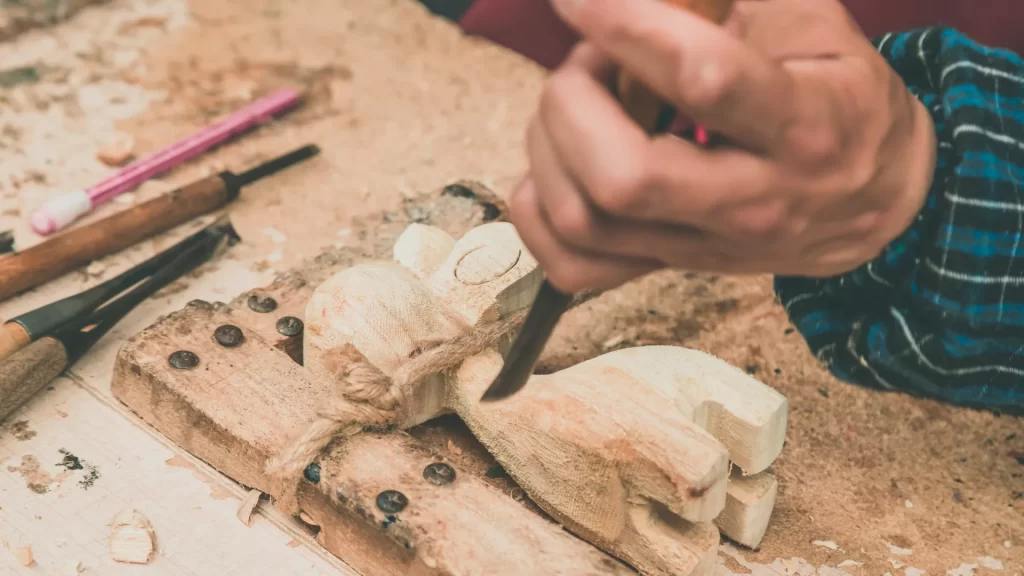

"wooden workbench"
[0, 0, 1020, 574]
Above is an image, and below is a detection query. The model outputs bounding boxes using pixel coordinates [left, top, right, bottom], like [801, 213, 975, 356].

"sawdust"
[5, 420, 36, 440]
[7, 454, 54, 493]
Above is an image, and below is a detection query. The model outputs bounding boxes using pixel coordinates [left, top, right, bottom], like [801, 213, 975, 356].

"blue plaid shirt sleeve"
[774, 27, 1024, 412]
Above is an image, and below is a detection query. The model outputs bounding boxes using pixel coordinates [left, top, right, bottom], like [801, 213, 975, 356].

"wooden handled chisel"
[0, 219, 234, 423]
[481, 0, 737, 402]
[0, 144, 319, 302]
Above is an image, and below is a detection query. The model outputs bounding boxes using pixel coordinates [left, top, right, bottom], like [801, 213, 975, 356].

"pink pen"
[31, 88, 301, 236]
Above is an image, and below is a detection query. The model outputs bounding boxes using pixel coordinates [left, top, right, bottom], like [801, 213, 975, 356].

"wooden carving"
[111, 185, 788, 576]
[303, 222, 788, 574]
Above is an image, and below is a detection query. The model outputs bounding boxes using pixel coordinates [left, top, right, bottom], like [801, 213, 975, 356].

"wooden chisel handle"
[0, 321, 30, 362]
[615, 0, 736, 132]
[0, 174, 231, 302]
[0, 336, 66, 423]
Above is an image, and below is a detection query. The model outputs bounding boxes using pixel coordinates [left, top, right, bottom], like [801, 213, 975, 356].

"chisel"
[0, 219, 234, 423]
[0, 144, 319, 302]
[0, 219, 222, 361]
[481, 0, 737, 402]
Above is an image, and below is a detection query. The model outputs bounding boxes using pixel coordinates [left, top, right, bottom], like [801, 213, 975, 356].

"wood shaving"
[109, 507, 155, 564]
[14, 544, 33, 567]
[812, 540, 840, 550]
[96, 134, 135, 167]
[446, 439, 462, 456]
[61, 560, 84, 574]
[887, 542, 913, 556]
[236, 488, 263, 526]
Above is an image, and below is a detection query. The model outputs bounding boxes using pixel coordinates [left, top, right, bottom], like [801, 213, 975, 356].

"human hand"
[509, 0, 937, 293]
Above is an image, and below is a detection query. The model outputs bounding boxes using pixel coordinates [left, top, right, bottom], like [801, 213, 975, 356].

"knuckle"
[588, 161, 650, 216]
[548, 198, 598, 246]
[783, 119, 844, 168]
[678, 58, 735, 109]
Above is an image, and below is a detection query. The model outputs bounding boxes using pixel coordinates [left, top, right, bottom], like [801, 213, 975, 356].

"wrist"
[878, 91, 937, 244]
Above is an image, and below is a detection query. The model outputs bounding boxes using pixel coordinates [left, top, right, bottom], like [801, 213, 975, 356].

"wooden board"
[112, 182, 644, 575]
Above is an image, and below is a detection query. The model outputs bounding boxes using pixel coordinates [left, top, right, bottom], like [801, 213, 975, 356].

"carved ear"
[426, 222, 542, 325]
[393, 223, 455, 279]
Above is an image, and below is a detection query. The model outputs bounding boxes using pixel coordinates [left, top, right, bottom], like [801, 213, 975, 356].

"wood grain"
[0, 336, 67, 422]
[0, 175, 228, 301]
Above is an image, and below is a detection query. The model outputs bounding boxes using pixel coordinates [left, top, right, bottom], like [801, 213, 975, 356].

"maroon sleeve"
[458, 0, 1024, 70]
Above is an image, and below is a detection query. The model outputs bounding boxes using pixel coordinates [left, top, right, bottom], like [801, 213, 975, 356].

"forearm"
[776, 28, 1024, 412]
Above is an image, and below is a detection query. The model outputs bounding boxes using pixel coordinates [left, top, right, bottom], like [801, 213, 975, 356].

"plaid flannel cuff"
[774, 27, 1024, 412]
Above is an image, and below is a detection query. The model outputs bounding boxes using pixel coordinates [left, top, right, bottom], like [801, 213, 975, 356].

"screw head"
[423, 462, 456, 485]
[375, 489, 408, 513]
[276, 316, 304, 337]
[247, 293, 277, 313]
[482, 202, 501, 221]
[214, 325, 245, 347]
[168, 350, 199, 369]
[303, 462, 321, 484]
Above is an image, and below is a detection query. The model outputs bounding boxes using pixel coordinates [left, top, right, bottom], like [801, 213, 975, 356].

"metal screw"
[423, 462, 456, 485]
[247, 294, 277, 313]
[168, 350, 199, 369]
[214, 325, 244, 347]
[304, 462, 321, 484]
[481, 202, 501, 221]
[375, 490, 408, 513]
[276, 316, 304, 337]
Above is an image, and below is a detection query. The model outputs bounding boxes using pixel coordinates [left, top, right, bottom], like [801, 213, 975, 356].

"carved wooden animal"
[303, 222, 788, 574]
[113, 187, 644, 576]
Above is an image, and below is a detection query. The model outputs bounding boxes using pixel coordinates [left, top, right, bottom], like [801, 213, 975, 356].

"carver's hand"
[509, 0, 937, 293]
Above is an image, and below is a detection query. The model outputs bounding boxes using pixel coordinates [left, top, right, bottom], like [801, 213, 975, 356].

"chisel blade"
[480, 280, 572, 402]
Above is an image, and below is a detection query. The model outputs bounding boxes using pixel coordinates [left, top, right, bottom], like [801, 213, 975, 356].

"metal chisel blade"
[480, 279, 572, 402]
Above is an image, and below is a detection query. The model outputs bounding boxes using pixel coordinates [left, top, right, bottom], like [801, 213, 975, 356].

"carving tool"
[0, 219, 231, 361]
[481, 0, 736, 402]
[0, 218, 236, 423]
[0, 230, 12, 255]
[31, 88, 302, 235]
[0, 143, 319, 302]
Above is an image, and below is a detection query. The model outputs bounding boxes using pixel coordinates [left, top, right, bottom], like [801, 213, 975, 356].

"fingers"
[508, 177, 662, 293]
[550, 0, 798, 153]
[537, 58, 781, 233]
[526, 116, 711, 263]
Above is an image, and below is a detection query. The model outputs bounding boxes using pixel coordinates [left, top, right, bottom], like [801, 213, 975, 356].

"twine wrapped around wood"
[264, 290, 599, 516]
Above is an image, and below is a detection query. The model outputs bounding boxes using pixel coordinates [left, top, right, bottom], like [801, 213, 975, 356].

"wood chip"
[96, 134, 135, 167]
[236, 489, 263, 526]
[14, 544, 33, 567]
[447, 439, 463, 456]
[812, 540, 840, 550]
[109, 507, 155, 564]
